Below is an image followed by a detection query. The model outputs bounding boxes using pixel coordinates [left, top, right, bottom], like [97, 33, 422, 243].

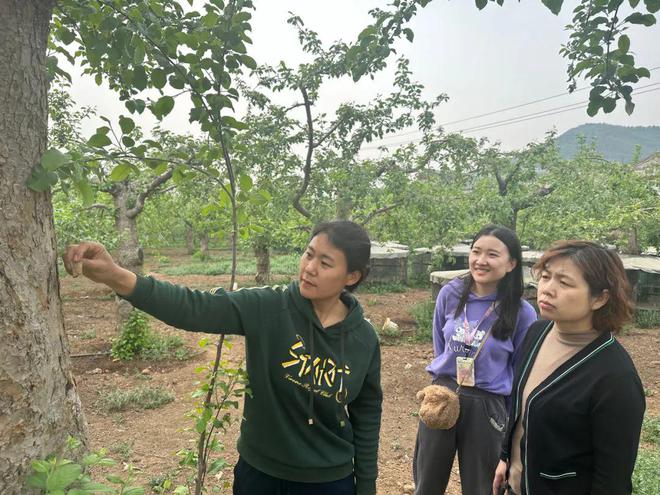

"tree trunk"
[336, 194, 353, 220]
[254, 241, 271, 285]
[625, 227, 641, 255]
[111, 182, 144, 329]
[0, 1, 87, 492]
[185, 221, 195, 255]
[199, 232, 210, 260]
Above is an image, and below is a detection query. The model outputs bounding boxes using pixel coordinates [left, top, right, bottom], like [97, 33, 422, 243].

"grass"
[97, 385, 175, 413]
[159, 253, 299, 277]
[641, 415, 660, 447]
[110, 440, 134, 462]
[635, 308, 660, 329]
[632, 447, 660, 495]
[140, 333, 191, 361]
[410, 300, 435, 343]
[632, 414, 660, 495]
[358, 282, 407, 294]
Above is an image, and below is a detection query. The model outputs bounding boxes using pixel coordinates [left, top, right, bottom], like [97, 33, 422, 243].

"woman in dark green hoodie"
[63, 220, 381, 495]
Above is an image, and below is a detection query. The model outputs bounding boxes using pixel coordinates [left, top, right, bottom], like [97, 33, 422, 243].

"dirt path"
[62, 261, 659, 494]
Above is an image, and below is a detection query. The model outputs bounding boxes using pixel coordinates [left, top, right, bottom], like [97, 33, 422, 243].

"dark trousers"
[413, 377, 507, 495]
[233, 457, 356, 495]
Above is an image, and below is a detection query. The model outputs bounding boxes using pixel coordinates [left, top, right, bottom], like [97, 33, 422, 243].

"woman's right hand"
[492, 460, 508, 495]
[62, 242, 137, 296]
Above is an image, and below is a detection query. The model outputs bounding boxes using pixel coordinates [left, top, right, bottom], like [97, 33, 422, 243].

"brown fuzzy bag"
[416, 384, 460, 430]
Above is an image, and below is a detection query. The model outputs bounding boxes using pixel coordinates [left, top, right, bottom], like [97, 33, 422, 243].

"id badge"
[456, 357, 475, 387]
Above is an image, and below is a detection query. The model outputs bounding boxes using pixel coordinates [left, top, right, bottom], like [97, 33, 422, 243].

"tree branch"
[359, 201, 403, 226]
[292, 86, 313, 219]
[126, 167, 174, 218]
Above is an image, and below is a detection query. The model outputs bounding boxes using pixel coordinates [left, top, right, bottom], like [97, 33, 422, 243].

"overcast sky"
[66, 0, 660, 151]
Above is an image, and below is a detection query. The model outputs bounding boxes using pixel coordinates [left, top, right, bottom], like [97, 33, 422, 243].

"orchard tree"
[521, 141, 660, 251]
[0, 2, 87, 492]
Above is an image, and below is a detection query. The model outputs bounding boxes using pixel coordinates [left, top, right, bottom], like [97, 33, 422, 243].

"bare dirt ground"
[61, 252, 660, 495]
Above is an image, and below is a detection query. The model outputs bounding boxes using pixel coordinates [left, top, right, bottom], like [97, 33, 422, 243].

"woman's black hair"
[310, 220, 371, 292]
[454, 224, 524, 340]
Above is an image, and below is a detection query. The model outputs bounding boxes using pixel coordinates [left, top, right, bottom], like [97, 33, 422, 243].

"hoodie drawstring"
[307, 320, 315, 425]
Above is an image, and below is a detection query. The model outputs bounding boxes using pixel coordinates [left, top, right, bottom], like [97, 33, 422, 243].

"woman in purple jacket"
[413, 224, 537, 495]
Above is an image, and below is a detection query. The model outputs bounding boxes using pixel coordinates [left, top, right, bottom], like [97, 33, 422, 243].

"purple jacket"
[426, 278, 537, 396]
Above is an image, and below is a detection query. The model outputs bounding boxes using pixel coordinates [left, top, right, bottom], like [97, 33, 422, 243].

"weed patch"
[97, 385, 174, 413]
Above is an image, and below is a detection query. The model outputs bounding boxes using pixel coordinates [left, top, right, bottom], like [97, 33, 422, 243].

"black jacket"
[501, 320, 645, 495]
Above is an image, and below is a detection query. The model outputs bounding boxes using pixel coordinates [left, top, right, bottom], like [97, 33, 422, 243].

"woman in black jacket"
[492, 241, 645, 495]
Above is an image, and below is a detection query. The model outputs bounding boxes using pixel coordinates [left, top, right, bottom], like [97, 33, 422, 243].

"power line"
[362, 65, 660, 146]
[360, 80, 660, 150]
[458, 82, 660, 134]
[460, 87, 660, 134]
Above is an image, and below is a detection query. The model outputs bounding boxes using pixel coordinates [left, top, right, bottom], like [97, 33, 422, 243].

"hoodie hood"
[288, 280, 365, 334]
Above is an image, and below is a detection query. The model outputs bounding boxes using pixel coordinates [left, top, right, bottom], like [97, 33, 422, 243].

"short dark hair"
[533, 240, 633, 334]
[311, 220, 371, 292]
[456, 224, 525, 340]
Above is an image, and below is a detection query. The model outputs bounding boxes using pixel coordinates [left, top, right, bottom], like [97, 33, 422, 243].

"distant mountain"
[556, 123, 660, 163]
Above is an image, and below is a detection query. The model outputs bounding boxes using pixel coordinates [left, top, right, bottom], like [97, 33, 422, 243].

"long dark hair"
[310, 220, 371, 292]
[454, 224, 524, 340]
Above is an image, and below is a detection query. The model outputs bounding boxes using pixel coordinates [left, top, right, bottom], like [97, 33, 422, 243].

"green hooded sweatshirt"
[126, 276, 382, 494]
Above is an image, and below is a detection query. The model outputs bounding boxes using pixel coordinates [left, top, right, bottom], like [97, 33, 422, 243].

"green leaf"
[122, 487, 145, 495]
[74, 179, 94, 206]
[617, 34, 630, 54]
[541, 0, 564, 14]
[152, 96, 175, 119]
[239, 174, 253, 192]
[46, 463, 82, 490]
[220, 115, 247, 130]
[105, 474, 124, 484]
[475, 0, 488, 9]
[119, 116, 135, 135]
[133, 38, 146, 65]
[240, 55, 257, 70]
[602, 97, 616, 113]
[41, 148, 69, 172]
[636, 67, 651, 78]
[202, 12, 220, 27]
[625, 12, 656, 26]
[122, 136, 136, 147]
[586, 98, 601, 117]
[625, 99, 635, 115]
[169, 75, 186, 89]
[58, 27, 76, 45]
[403, 28, 414, 42]
[87, 133, 112, 148]
[109, 163, 132, 181]
[151, 69, 167, 89]
[644, 0, 660, 13]
[27, 164, 59, 192]
[31, 460, 50, 473]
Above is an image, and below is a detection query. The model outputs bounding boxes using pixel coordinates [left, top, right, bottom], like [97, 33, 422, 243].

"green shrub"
[97, 386, 174, 413]
[111, 311, 150, 360]
[27, 436, 143, 495]
[111, 310, 190, 361]
[635, 308, 660, 329]
[410, 300, 435, 342]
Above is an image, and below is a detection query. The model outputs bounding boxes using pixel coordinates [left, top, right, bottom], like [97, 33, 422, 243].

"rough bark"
[185, 221, 195, 255]
[199, 232, 210, 260]
[110, 182, 144, 328]
[254, 242, 271, 285]
[0, 1, 87, 492]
